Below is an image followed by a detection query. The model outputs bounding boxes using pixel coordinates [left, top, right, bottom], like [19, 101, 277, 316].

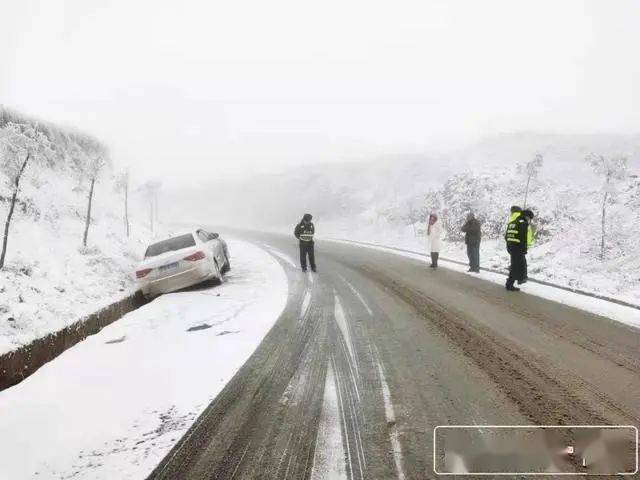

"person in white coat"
[426, 213, 442, 268]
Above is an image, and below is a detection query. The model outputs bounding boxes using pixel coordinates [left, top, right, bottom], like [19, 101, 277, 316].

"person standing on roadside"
[427, 213, 442, 268]
[294, 213, 316, 272]
[505, 206, 528, 291]
[461, 212, 481, 273]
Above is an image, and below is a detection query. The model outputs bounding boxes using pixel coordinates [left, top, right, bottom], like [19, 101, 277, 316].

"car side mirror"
[210, 233, 219, 240]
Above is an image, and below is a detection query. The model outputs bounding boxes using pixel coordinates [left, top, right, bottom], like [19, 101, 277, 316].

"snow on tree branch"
[0, 122, 53, 188]
[516, 152, 544, 207]
[585, 153, 628, 260]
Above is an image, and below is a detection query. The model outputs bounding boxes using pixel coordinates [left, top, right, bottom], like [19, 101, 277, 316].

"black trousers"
[299, 241, 316, 271]
[507, 249, 526, 286]
[430, 252, 439, 267]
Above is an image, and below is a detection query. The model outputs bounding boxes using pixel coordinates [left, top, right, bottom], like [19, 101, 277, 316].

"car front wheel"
[212, 258, 223, 284]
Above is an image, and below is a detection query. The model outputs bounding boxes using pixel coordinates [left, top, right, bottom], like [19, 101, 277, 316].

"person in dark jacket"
[461, 212, 481, 273]
[505, 206, 528, 291]
[294, 213, 316, 272]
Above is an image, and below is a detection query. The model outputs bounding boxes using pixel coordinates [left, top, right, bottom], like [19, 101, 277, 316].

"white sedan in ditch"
[135, 229, 230, 298]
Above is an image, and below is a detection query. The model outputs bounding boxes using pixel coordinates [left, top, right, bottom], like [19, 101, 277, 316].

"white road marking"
[373, 346, 406, 480]
[339, 275, 373, 316]
[334, 294, 360, 382]
[300, 290, 312, 317]
[308, 271, 315, 283]
[310, 361, 348, 480]
[260, 243, 298, 269]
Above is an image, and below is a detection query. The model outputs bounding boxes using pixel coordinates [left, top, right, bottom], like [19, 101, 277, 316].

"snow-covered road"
[148, 231, 640, 479]
[328, 239, 640, 330]
[0, 239, 287, 480]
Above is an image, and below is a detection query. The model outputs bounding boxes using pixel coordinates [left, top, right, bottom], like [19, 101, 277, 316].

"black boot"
[505, 278, 520, 291]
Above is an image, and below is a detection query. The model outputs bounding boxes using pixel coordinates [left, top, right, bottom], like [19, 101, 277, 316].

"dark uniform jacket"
[294, 221, 315, 242]
[505, 212, 529, 253]
[461, 218, 481, 245]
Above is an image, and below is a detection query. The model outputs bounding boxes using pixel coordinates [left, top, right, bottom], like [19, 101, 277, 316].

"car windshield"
[144, 234, 195, 258]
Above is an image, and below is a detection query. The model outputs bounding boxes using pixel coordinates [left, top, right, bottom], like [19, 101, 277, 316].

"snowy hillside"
[327, 137, 640, 303]
[170, 132, 640, 304]
[0, 108, 156, 354]
[328, 166, 640, 304]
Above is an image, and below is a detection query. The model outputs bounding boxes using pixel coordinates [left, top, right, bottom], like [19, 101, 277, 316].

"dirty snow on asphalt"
[371, 345, 405, 480]
[0, 239, 287, 480]
[328, 240, 640, 330]
[310, 361, 347, 480]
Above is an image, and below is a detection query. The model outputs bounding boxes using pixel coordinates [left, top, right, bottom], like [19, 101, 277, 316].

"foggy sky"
[3, 0, 639, 185]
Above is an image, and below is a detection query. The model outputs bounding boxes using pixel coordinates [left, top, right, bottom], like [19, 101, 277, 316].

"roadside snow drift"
[0, 238, 287, 480]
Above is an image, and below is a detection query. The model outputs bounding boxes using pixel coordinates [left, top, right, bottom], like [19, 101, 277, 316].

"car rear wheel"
[221, 254, 231, 274]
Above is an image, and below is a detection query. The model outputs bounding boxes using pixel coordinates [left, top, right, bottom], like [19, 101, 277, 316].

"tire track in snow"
[229, 441, 251, 479]
[331, 295, 367, 479]
[310, 360, 348, 480]
[338, 274, 373, 316]
[373, 345, 406, 480]
[300, 290, 312, 318]
[334, 355, 367, 479]
[259, 243, 298, 269]
[334, 293, 360, 382]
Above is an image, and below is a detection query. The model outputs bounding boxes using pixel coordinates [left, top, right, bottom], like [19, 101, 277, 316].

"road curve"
[147, 232, 640, 480]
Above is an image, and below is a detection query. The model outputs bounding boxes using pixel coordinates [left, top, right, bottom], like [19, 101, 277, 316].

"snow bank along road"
[150, 232, 640, 479]
[0, 239, 287, 480]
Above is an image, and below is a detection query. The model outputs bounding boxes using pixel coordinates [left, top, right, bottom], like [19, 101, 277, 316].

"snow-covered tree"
[517, 153, 544, 208]
[404, 198, 427, 237]
[586, 153, 628, 260]
[0, 122, 53, 268]
[114, 169, 130, 237]
[65, 133, 108, 248]
[81, 155, 106, 247]
[139, 181, 161, 232]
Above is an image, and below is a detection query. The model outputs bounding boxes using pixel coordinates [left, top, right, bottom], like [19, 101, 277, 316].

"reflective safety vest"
[298, 223, 314, 242]
[505, 212, 527, 245]
[527, 225, 535, 248]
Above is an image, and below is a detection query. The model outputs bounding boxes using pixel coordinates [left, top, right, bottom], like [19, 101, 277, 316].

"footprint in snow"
[217, 330, 240, 336]
[105, 336, 126, 344]
[187, 323, 212, 332]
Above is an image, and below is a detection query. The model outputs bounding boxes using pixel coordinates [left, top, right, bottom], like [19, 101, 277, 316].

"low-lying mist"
[164, 132, 640, 233]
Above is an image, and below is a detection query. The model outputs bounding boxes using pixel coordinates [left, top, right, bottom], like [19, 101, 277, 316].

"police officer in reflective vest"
[505, 206, 529, 291]
[294, 213, 316, 272]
